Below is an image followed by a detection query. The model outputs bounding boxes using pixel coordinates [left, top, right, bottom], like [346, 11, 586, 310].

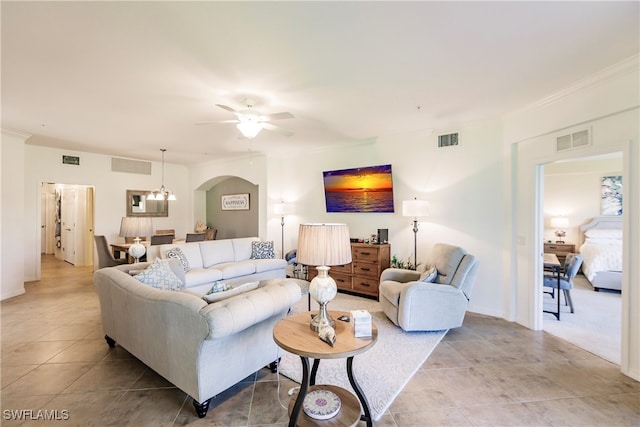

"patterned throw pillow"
[251, 241, 275, 259]
[419, 265, 438, 283]
[134, 258, 184, 291]
[166, 247, 189, 272]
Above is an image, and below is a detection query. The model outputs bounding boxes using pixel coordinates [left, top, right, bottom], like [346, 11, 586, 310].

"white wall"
[1, 130, 28, 300]
[506, 57, 639, 380]
[260, 120, 506, 318]
[22, 145, 190, 281]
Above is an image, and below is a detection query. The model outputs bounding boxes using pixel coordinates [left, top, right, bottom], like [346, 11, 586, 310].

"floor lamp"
[273, 202, 295, 258]
[402, 198, 429, 269]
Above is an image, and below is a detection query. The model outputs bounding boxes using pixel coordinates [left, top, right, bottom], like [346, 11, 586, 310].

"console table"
[273, 310, 378, 427]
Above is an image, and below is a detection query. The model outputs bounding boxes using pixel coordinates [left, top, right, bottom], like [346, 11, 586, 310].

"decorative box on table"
[350, 309, 372, 338]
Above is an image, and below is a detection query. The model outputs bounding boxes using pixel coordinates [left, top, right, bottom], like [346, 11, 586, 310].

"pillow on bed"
[584, 229, 622, 239]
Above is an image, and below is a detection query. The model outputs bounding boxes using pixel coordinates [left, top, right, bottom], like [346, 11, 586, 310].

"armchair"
[379, 243, 479, 331]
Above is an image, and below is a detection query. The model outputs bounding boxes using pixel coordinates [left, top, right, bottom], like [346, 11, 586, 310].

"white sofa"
[93, 263, 301, 417]
[146, 237, 287, 294]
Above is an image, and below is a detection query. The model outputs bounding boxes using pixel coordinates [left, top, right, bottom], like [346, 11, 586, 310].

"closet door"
[61, 187, 77, 265]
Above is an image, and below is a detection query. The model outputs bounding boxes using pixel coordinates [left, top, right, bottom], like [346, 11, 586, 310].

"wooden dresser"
[544, 242, 575, 265]
[307, 243, 390, 298]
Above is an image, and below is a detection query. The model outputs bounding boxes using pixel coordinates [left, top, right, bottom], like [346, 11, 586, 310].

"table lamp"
[297, 223, 352, 331]
[119, 217, 153, 262]
[402, 198, 430, 269]
[550, 216, 569, 243]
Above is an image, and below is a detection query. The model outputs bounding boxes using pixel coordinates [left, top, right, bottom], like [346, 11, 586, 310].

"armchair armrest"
[380, 268, 421, 283]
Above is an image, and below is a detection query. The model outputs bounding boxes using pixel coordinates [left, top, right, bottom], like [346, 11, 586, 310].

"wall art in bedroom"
[601, 175, 622, 216]
[323, 164, 395, 213]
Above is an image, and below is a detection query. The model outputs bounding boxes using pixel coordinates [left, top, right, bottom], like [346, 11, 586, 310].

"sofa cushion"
[163, 243, 204, 270]
[214, 261, 256, 279]
[200, 240, 234, 268]
[251, 241, 275, 259]
[134, 258, 184, 291]
[232, 237, 259, 262]
[252, 258, 288, 273]
[185, 268, 223, 287]
[167, 247, 190, 272]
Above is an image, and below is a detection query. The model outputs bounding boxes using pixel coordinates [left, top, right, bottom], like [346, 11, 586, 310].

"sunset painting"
[323, 164, 395, 213]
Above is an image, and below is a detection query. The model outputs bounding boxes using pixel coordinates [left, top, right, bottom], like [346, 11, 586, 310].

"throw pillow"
[420, 265, 438, 283]
[251, 241, 275, 259]
[166, 247, 189, 272]
[134, 258, 184, 291]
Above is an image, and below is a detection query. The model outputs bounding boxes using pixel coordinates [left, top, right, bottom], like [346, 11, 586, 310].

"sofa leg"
[104, 335, 116, 348]
[268, 358, 281, 373]
[193, 398, 211, 418]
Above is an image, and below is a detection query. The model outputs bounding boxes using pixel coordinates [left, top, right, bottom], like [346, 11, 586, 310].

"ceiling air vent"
[111, 157, 152, 175]
[438, 132, 459, 148]
[556, 129, 590, 152]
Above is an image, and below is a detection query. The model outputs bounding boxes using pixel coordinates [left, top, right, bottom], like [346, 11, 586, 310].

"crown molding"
[504, 54, 639, 119]
[1, 128, 32, 140]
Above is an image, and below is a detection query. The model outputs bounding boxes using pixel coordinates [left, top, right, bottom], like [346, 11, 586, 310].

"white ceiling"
[2, 1, 638, 165]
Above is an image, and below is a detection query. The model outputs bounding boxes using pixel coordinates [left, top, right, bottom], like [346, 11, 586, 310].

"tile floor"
[1, 255, 638, 426]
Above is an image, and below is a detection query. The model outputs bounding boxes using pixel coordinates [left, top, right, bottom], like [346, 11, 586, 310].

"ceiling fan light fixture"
[237, 121, 263, 139]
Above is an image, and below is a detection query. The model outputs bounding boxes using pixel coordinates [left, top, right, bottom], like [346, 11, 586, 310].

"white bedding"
[579, 240, 622, 281]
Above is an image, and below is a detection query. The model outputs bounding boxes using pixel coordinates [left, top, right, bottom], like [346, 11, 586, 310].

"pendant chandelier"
[148, 149, 176, 201]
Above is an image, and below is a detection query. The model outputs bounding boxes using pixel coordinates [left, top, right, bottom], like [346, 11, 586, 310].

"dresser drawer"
[332, 273, 352, 291]
[352, 261, 379, 279]
[352, 276, 379, 296]
[330, 263, 353, 275]
[352, 246, 380, 264]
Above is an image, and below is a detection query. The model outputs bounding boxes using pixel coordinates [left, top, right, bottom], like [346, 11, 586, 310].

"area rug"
[278, 292, 447, 421]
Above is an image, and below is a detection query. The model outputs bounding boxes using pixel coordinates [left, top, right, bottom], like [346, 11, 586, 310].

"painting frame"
[221, 193, 250, 211]
[322, 164, 395, 213]
[601, 175, 622, 216]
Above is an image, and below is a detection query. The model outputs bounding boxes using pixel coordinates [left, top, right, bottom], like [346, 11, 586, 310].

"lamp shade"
[297, 223, 352, 266]
[119, 217, 153, 239]
[402, 199, 430, 218]
[274, 202, 296, 216]
[550, 217, 569, 228]
[237, 121, 262, 139]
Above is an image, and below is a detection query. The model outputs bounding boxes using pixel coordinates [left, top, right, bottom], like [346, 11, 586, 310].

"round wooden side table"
[273, 310, 378, 427]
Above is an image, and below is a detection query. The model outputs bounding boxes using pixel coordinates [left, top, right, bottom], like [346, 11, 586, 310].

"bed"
[578, 216, 623, 292]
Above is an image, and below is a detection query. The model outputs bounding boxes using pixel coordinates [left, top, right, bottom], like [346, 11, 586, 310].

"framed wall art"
[322, 164, 395, 213]
[601, 175, 622, 216]
[221, 193, 250, 210]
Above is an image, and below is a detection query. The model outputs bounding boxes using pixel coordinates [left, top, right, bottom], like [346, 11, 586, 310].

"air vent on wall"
[556, 129, 590, 152]
[111, 157, 152, 175]
[438, 132, 459, 148]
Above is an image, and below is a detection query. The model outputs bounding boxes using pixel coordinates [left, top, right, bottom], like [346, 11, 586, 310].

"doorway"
[40, 182, 95, 267]
[540, 154, 623, 364]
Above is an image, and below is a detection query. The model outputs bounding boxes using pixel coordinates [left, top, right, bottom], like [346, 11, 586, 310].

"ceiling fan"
[197, 100, 294, 139]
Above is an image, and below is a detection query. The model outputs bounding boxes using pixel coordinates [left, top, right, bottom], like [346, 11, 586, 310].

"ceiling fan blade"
[262, 122, 294, 136]
[195, 119, 240, 125]
[216, 104, 239, 114]
[260, 112, 294, 121]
